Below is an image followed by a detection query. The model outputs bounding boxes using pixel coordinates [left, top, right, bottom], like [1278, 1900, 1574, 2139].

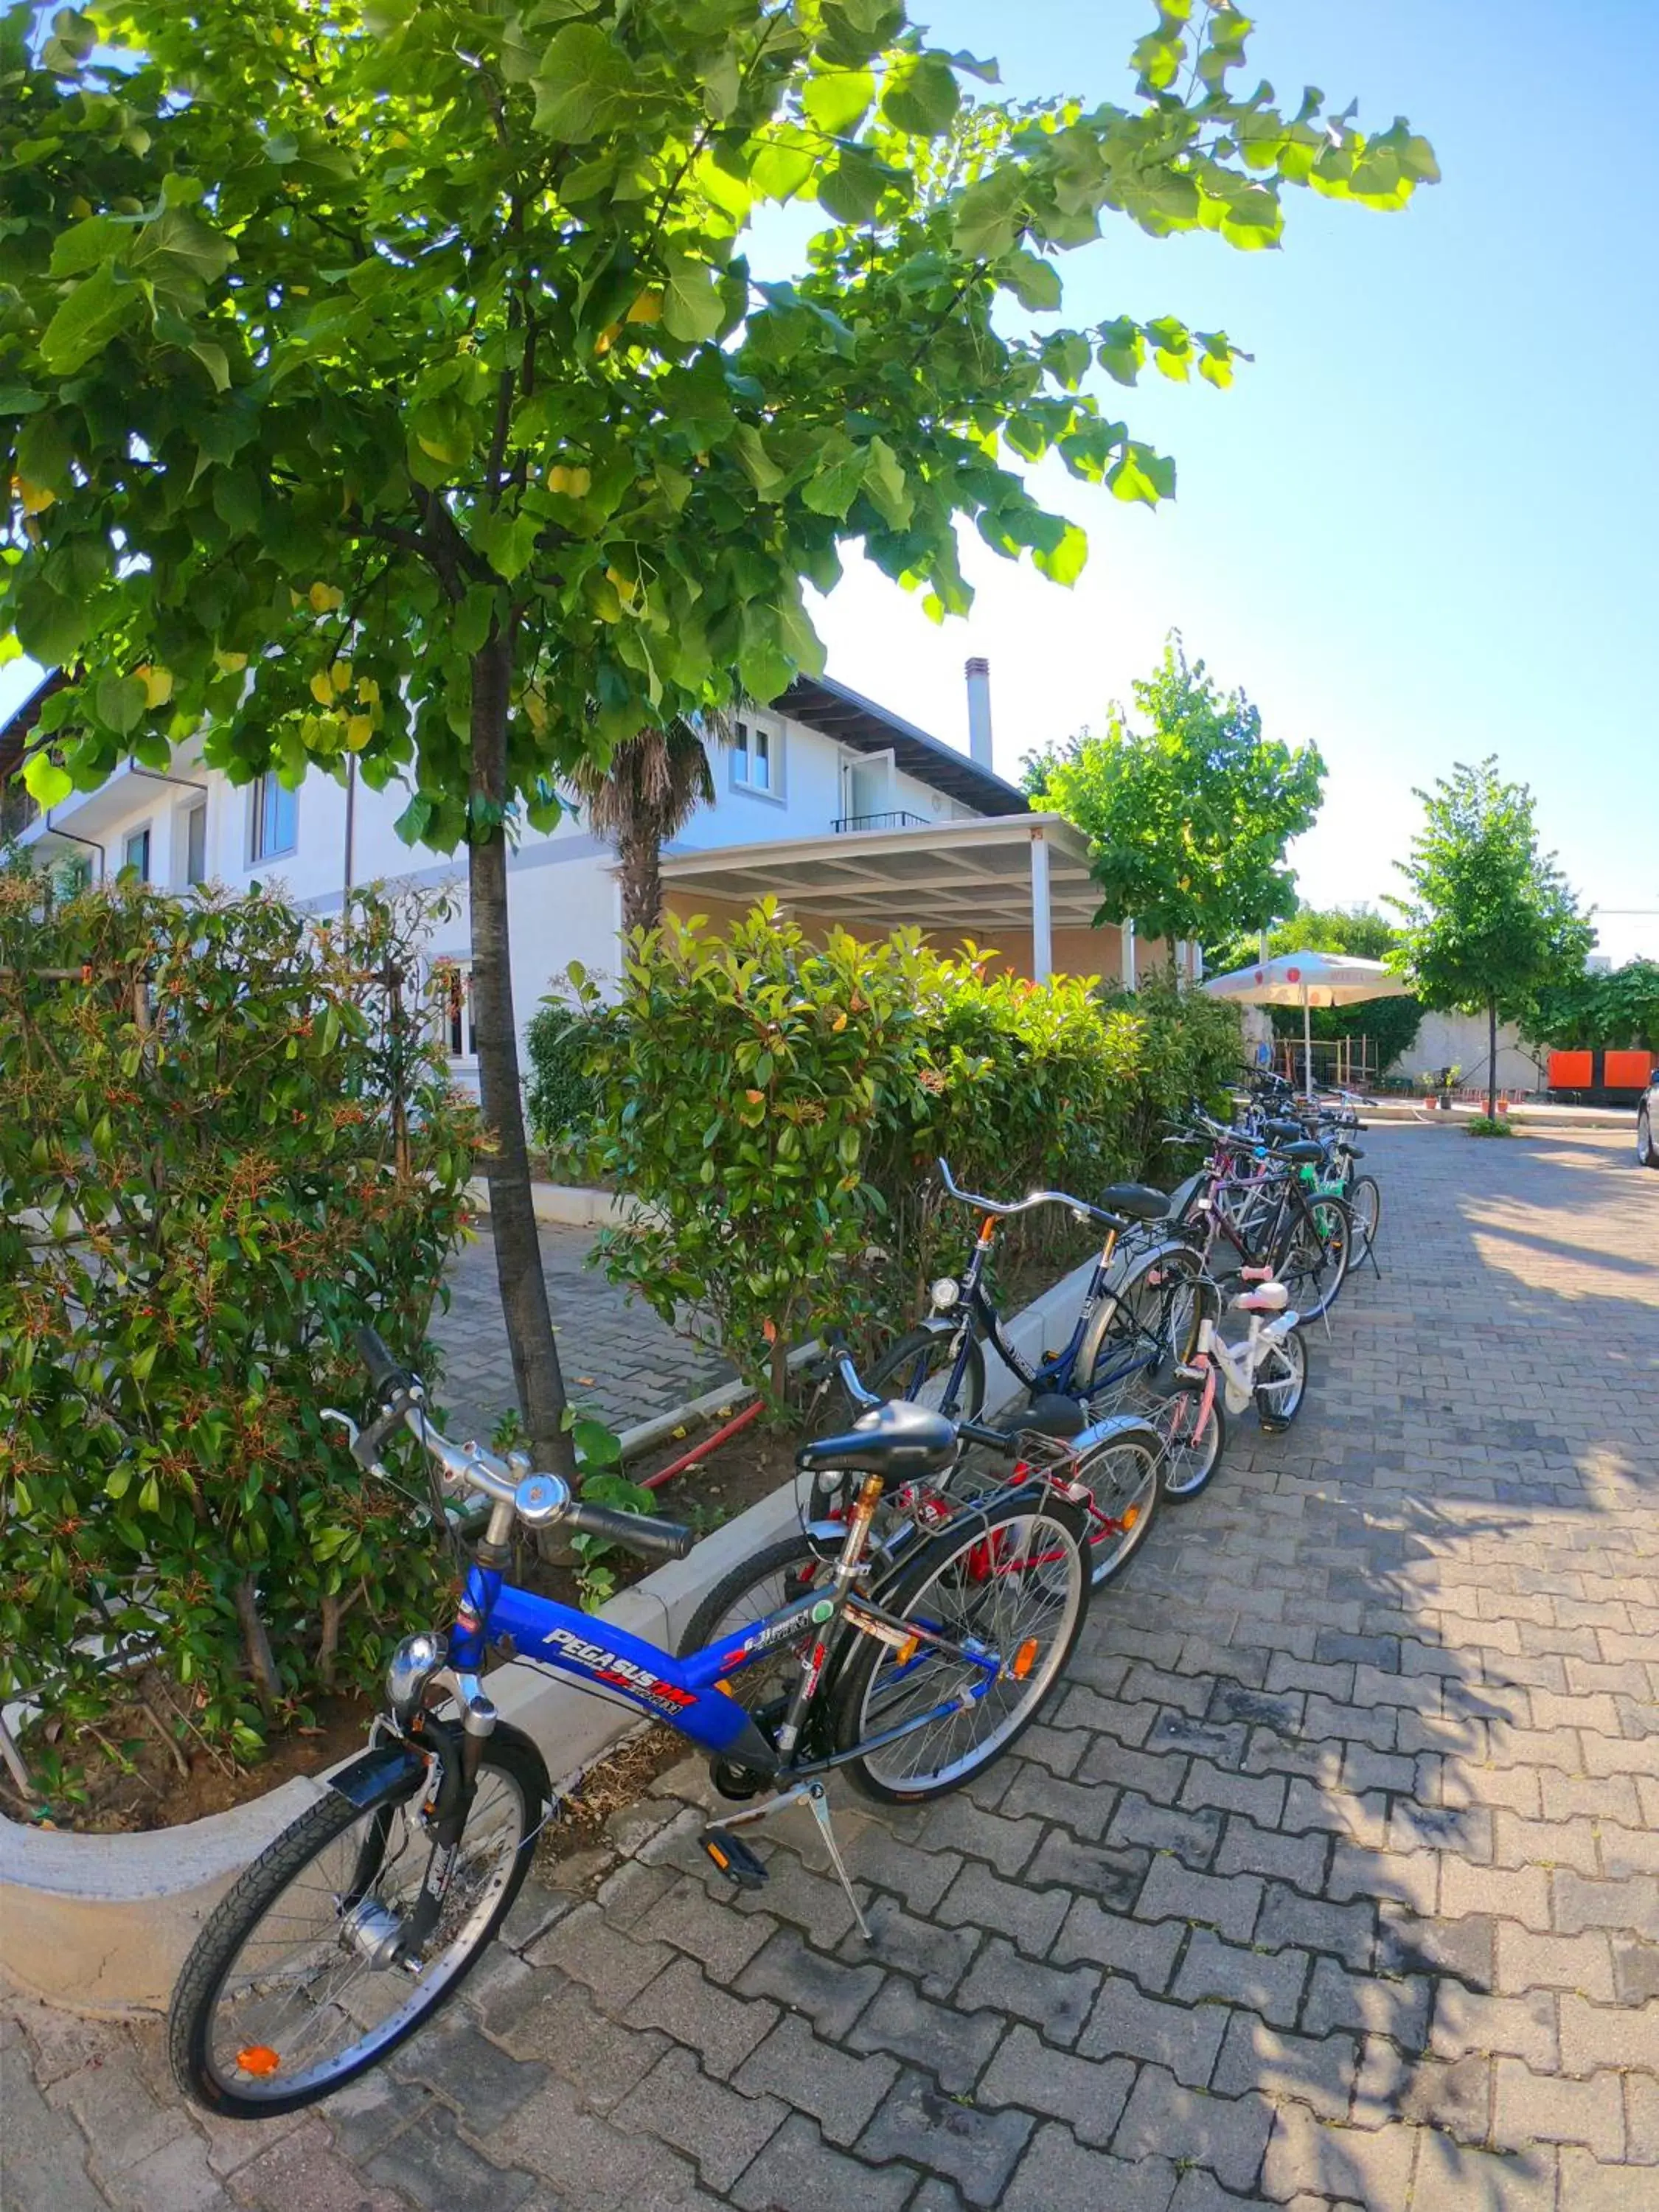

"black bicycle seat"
[1264, 1119, 1307, 1144]
[1100, 1181, 1169, 1222]
[796, 1399, 957, 1480]
[1342, 1144, 1366, 1161]
[1279, 1139, 1326, 1165]
[1016, 1392, 1090, 1441]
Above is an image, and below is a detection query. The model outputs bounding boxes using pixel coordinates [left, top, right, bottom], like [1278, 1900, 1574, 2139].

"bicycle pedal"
[702, 1827, 768, 1891]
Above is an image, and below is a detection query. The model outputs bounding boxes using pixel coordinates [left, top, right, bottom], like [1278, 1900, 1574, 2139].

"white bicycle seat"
[1232, 1281, 1290, 1313]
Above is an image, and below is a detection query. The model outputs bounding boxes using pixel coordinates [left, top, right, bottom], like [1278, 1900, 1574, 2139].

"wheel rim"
[1255, 1336, 1305, 1423]
[701, 1552, 821, 1716]
[198, 1763, 529, 2104]
[1077, 1434, 1161, 1582]
[1641, 1113, 1652, 1165]
[1158, 1389, 1221, 1498]
[1349, 1178, 1381, 1253]
[854, 1509, 1083, 1792]
[1287, 1201, 1346, 1313]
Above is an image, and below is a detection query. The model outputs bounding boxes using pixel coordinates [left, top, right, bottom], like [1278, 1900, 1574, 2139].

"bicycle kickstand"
[700, 1779, 872, 1941]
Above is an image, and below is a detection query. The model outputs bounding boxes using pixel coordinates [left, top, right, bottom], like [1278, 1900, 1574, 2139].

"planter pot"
[2, 1257, 1094, 2019]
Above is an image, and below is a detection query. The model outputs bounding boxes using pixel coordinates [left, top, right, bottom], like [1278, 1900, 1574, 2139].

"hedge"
[0, 874, 477, 1766]
[569, 906, 1239, 1397]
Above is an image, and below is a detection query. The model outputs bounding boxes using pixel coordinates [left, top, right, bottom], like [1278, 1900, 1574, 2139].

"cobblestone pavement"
[7, 1126, 1659, 2211]
[431, 1217, 734, 1441]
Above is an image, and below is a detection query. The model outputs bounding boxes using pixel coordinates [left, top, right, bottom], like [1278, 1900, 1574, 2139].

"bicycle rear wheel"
[1082, 1245, 1203, 1411]
[832, 1490, 1090, 1803]
[1279, 1194, 1351, 1321]
[170, 1731, 543, 2117]
[1073, 1416, 1163, 1586]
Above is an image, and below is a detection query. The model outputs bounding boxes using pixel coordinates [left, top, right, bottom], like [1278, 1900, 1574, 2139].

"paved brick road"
[431, 1218, 733, 1441]
[6, 1127, 1658, 2211]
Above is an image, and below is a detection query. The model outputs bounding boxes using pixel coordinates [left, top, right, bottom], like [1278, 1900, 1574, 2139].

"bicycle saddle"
[796, 1399, 958, 1479]
[1014, 1392, 1090, 1441]
[1233, 1281, 1290, 1312]
[1264, 1119, 1307, 1144]
[1340, 1144, 1365, 1160]
[1100, 1181, 1169, 1222]
[1278, 1139, 1326, 1165]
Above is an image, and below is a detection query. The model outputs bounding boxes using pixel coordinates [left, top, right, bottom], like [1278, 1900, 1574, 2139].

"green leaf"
[881, 52, 959, 136]
[97, 674, 148, 735]
[49, 213, 128, 277]
[1033, 520, 1088, 586]
[22, 752, 73, 809]
[1096, 317, 1146, 386]
[998, 248, 1061, 312]
[862, 436, 912, 529]
[660, 254, 725, 344]
[1107, 444, 1176, 506]
[802, 65, 874, 136]
[190, 340, 231, 392]
[952, 168, 1025, 260]
[39, 265, 137, 375]
[801, 446, 867, 519]
[531, 24, 641, 142]
[128, 203, 237, 291]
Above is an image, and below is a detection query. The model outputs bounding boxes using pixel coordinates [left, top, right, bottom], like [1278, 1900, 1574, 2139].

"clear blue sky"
[10, 3, 1654, 958]
[794, 0, 1659, 964]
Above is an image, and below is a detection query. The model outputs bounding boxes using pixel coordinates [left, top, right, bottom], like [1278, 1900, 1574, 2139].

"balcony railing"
[831, 810, 928, 834]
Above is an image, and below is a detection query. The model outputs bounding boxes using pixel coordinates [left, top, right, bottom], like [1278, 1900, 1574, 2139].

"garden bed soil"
[3, 1688, 376, 1837]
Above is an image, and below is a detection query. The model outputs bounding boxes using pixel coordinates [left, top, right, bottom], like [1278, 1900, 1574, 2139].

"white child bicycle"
[1176, 1268, 1309, 1439]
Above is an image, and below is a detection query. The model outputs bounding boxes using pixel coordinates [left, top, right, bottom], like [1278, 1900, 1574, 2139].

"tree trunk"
[1486, 999, 1498, 1121]
[468, 631, 577, 1478]
[234, 1575, 282, 1718]
[617, 821, 662, 937]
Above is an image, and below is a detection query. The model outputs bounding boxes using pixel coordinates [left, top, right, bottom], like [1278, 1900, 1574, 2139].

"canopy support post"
[1029, 828, 1052, 984]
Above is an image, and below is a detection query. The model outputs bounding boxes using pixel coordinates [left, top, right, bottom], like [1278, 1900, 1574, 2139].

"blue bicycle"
[169, 1329, 1092, 2116]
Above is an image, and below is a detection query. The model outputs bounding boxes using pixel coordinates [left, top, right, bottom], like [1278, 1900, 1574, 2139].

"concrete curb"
[467, 1178, 627, 1228]
[0, 1259, 1095, 2021]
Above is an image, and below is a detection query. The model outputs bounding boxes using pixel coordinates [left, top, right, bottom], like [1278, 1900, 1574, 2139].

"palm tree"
[570, 712, 721, 936]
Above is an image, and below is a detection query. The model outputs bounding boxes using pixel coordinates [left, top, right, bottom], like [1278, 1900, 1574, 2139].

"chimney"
[964, 656, 993, 771]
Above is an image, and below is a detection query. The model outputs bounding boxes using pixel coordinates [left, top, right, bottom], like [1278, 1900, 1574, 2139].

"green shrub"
[1466, 1113, 1515, 1138]
[0, 877, 479, 1759]
[580, 910, 1240, 1395]
[524, 985, 616, 1172]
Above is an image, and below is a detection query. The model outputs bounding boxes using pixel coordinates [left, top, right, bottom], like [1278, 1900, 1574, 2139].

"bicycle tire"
[1253, 1326, 1310, 1430]
[1155, 1380, 1228, 1501]
[170, 1729, 544, 2117]
[864, 1324, 987, 1421]
[675, 1533, 830, 1717]
[1279, 1192, 1352, 1322]
[831, 1489, 1091, 1804]
[1077, 1242, 1204, 1410]
[1346, 1173, 1382, 1260]
[1072, 1416, 1164, 1587]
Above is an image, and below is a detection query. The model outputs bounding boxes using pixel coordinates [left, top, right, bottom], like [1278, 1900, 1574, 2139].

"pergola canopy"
[659, 812, 1101, 961]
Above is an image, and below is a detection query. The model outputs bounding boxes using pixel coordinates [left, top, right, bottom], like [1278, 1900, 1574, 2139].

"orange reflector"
[1012, 1638, 1040, 1681]
[236, 2045, 282, 2077]
[706, 1843, 729, 1871]
[715, 1679, 736, 1698]
[897, 1635, 919, 1666]
[1122, 1504, 1140, 1530]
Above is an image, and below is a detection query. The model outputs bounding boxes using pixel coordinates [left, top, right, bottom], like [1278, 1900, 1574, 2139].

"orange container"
[1548, 1051, 1593, 1088]
[1604, 1050, 1654, 1090]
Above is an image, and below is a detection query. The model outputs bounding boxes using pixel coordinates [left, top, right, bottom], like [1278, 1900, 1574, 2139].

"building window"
[59, 854, 94, 897]
[122, 826, 151, 881]
[185, 803, 208, 886]
[251, 773, 298, 861]
[731, 715, 783, 799]
[434, 961, 475, 1062]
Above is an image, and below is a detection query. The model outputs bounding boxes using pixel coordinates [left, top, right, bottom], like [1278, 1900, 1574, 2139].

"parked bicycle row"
[167, 1068, 1385, 2119]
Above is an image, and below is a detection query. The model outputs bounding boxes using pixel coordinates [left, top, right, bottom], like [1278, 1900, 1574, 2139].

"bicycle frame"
[930, 1214, 1182, 1413]
[1195, 1304, 1299, 1416]
[441, 1514, 1006, 1784]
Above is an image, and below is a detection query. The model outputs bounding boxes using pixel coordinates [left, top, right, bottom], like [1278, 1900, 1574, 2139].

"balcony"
[831, 810, 928, 835]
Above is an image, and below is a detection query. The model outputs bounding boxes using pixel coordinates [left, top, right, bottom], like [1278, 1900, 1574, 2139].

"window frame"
[122, 823, 153, 882]
[250, 773, 299, 863]
[729, 712, 786, 804]
[433, 958, 477, 1067]
[185, 802, 209, 886]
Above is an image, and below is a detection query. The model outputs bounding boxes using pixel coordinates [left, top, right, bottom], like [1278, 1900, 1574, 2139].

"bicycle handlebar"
[936, 1156, 1121, 1229]
[347, 1333, 695, 1561]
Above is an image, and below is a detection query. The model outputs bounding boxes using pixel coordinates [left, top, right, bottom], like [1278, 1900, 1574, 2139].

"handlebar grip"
[566, 1502, 695, 1563]
[355, 1325, 414, 1400]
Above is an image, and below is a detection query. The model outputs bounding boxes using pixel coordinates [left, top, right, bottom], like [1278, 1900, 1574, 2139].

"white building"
[2, 661, 1192, 1077]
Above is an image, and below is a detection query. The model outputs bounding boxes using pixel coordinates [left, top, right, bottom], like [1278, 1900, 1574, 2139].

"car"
[1641, 1065, 1659, 1169]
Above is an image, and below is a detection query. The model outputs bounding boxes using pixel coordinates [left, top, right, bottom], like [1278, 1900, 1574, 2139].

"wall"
[1386, 1008, 1544, 1096]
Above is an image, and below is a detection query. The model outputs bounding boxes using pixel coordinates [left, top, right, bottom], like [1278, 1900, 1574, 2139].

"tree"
[1391, 759, 1594, 1118]
[570, 715, 717, 936]
[2, 1, 1436, 1469]
[1526, 958, 1659, 1054]
[1025, 636, 1326, 948]
[1207, 902, 1422, 1078]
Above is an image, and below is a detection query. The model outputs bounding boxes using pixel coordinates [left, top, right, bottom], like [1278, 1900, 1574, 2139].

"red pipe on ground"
[639, 1396, 763, 1491]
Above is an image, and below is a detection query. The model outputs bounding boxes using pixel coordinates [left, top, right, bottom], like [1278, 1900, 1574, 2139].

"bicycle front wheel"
[1082, 1244, 1203, 1411]
[1074, 1416, 1164, 1586]
[865, 1324, 987, 1421]
[170, 1731, 543, 2118]
[1346, 1173, 1382, 1261]
[832, 1490, 1090, 1803]
[1253, 1327, 1310, 1430]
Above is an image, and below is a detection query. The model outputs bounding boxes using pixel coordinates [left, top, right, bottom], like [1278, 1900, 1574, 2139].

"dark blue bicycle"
[169, 1329, 1092, 2117]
